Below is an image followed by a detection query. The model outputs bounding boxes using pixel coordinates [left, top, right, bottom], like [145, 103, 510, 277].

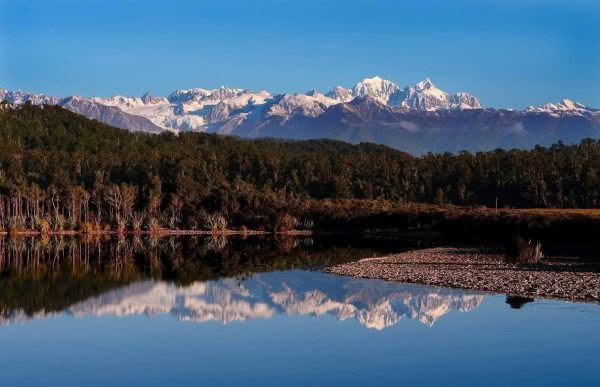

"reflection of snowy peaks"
[67, 280, 274, 324]
[0, 309, 58, 326]
[3, 271, 483, 330]
[267, 280, 482, 329]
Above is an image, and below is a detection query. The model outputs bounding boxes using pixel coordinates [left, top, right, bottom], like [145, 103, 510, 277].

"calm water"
[0, 236, 598, 386]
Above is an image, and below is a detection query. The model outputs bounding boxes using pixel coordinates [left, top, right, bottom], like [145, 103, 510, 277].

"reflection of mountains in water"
[2, 271, 483, 330]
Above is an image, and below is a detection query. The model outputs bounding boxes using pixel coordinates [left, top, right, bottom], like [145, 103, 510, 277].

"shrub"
[8, 216, 26, 235]
[203, 213, 228, 231]
[79, 222, 101, 234]
[147, 217, 162, 233]
[505, 237, 544, 264]
[51, 214, 66, 232]
[206, 235, 228, 251]
[38, 219, 51, 235]
[275, 213, 296, 232]
[31, 216, 51, 235]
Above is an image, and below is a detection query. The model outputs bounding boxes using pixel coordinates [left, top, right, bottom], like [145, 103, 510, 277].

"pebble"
[325, 247, 600, 303]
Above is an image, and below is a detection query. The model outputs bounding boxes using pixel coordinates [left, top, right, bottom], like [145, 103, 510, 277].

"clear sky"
[1, 0, 599, 109]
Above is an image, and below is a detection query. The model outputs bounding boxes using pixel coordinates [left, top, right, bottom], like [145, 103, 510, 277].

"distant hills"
[2, 76, 599, 154]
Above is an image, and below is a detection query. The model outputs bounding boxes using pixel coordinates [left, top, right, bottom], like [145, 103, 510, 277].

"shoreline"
[0, 229, 313, 237]
[325, 246, 600, 304]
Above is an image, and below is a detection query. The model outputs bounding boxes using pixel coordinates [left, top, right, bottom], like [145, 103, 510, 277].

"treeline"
[0, 102, 599, 233]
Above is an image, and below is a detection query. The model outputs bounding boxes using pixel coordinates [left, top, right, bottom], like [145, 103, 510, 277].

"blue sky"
[1, 0, 599, 108]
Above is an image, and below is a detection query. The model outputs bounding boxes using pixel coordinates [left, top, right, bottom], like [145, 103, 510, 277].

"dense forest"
[1, 101, 600, 233]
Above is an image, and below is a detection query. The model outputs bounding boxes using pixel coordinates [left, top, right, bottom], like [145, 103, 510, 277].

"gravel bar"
[325, 247, 600, 303]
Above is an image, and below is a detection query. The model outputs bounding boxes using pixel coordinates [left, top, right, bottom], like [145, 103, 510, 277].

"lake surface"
[1, 236, 598, 386]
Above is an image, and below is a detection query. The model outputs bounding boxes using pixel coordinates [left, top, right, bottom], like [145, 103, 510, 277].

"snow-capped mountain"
[395, 77, 481, 110]
[0, 89, 165, 133]
[1, 76, 481, 134]
[526, 99, 598, 116]
[352, 76, 401, 105]
[1, 271, 484, 329]
[88, 86, 272, 132]
[2, 77, 599, 154]
[343, 76, 480, 110]
[0, 89, 60, 106]
[266, 92, 338, 120]
[325, 86, 353, 102]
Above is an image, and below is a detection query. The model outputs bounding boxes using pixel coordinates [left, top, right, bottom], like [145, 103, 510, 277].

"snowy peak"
[415, 77, 436, 90]
[413, 77, 445, 99]
[545, 99, 587, 111]
[167, 88, 212, 104]
[348, 76, 479, 110]
[527, 99, 596, 116]
[210, 86, 245, 100]
[326, 86, 353, 102]
[141, 91, 152, 104]
[304, 88, 336, 103]
[395, 78, 481, 110]
[86, 86, 273, 132]
[141, 91, 159, 104]
[166, 86, 269, 108]
[0, 89, 60, 106]
[352, 76, 400, 104]
[267, 92, 337, 119]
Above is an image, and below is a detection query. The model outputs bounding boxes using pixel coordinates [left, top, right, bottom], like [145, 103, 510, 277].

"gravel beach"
[325, 247, 600, 303]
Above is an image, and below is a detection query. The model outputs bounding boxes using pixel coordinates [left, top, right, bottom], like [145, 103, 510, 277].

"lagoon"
[1, 236, 598, 386]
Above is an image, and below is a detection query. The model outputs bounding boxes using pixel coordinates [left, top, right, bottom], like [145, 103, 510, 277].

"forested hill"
[0, 103, 600, 232]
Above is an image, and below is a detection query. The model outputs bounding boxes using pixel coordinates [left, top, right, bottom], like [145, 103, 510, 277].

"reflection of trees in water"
[0, 236, 142, 279]
[0, 235, 388, 319]
[205, 235, 228, 252]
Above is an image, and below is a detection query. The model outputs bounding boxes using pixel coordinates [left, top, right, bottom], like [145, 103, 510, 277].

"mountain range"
[2, 76, 599, 154]
[0, 271, 483, 330]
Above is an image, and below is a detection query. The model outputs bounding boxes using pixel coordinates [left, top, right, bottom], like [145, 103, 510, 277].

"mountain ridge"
[2, 77, 599, 154]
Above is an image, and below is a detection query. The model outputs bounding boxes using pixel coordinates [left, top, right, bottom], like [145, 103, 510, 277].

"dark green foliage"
[0, 104, 599, 231]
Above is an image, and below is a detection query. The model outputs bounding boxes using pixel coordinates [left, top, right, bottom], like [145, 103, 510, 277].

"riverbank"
[0, 229, 313, 237]
[3, 203, 600, 241]
[325, 247, 600, 303]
